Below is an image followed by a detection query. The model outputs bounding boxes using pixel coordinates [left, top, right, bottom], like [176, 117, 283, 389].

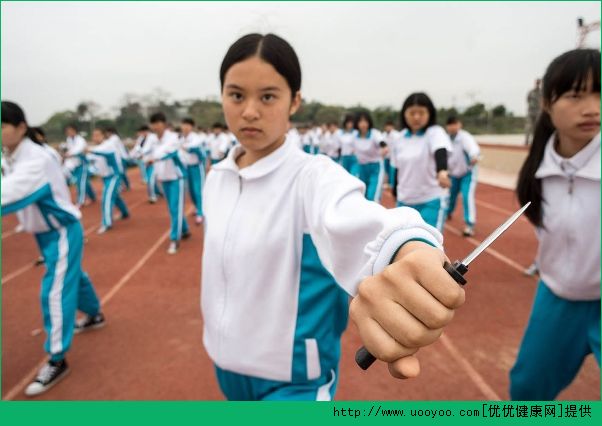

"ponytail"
[516, 111, 555, 227]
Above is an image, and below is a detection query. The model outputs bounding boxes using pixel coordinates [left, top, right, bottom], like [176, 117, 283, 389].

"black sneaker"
[74, 312, 106, 334]
[182, 231, 192, 240]
[24, 359, 70, 396]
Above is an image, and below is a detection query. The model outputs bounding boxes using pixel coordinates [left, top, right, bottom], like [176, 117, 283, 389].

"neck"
[555, 132, 592, 158]
[236, 135, 286, 169]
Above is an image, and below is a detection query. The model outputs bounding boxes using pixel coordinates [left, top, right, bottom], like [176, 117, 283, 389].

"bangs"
[547, 49, 600, 101]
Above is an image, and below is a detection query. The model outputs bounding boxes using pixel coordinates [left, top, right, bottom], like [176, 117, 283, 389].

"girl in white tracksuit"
[352, 112, 385, 202]
[445, 117, 480, 236]
[201, 33, 465, 401]
[180, 118, 206, 224]
[511, 48, 600, 401]
[88, 128, 130, 233]
[1, 101, 104, 397]
[337, 115, 358, 176]
[64, 124, 96, 207]
[149, 112, 190, 254]
[389, 93, 452, 232]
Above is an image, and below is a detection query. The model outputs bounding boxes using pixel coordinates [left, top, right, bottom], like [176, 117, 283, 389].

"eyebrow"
[224, 84, 282, 92]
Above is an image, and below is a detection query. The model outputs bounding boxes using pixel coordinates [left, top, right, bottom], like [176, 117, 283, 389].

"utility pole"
[577, 17, 600, 48]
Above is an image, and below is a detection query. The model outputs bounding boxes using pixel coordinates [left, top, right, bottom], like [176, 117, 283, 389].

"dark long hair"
[516, 48, 600, 227]
[220, 33, 301, 99]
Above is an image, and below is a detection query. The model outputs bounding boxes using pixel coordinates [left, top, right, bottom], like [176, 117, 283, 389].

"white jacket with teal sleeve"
[201, 136, 443, 382]
[534, 132, 600, 301]
[152, 130, 186, 181]
[1, 138, 81, 233]
[448, 129, 480, 178]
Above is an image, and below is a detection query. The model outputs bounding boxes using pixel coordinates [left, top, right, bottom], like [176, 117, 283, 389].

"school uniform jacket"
[201, 136, 443, 382]
[65, 134, 88, 168]
[153, 130, 186, 181]
[353, 129, 383, 164]
[448, 129, 480, 178]
[180, 132, 206, 166]
[534, 132, 600, 301]
[1, 138, 81, 233]
[89, 138, 123, 178]
[390, 125, 452, 204]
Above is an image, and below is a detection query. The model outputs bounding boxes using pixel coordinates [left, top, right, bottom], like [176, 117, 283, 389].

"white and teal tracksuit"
[65, 134, 96, 206]
[208, 132, 231, 165]
[447, 129, 480, 228]
[353, 129, 385, 202]
[202, 136, 443, 400]
[135, 132, 163, 200]
[338, 129, 359, 177]
[180, 131, 206, 218]
[390, 126, 452, 231]
[319, 130, 341, 162]
[1, 138, 101, 362]
[130, 135, 148, 183]
[510, 133, 601, 401]
[153, 130, 189, 241]
[89, 138, 129, 228]
[382, 129, 400, 188]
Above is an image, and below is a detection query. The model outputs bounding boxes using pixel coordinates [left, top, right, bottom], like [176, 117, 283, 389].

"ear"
[289, 91, 302, 116]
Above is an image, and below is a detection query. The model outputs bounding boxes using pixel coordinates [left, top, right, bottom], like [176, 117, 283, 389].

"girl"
[201, 33, 465, 401]
[445, 116, 480, 237]
[381, 120, 399, 189]
[318, 122, 341, 162]
[389, 93, 452, 232]
[352, 111, 385, 202]
[180, 117, 206, 225]
[136, 125, 163, 203]
[149, 112, 190, 254]
[64, 124, 96, 207]
[88, 128, 130, 234]
[338, 114, 358, 176]
[1, 101, 105, 397]
[511, 48, 600, 400]
[105, 127, 131, 192]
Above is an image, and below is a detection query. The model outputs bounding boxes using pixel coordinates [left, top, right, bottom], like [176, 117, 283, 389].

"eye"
[228, 92, 243, 102]
[262, 93, 276, 102]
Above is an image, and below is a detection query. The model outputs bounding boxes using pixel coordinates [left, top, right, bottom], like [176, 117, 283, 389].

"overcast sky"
[2, 1, 600, 124]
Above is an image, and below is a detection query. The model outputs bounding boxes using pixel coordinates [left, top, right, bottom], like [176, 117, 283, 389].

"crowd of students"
[1, 36, 599, 402]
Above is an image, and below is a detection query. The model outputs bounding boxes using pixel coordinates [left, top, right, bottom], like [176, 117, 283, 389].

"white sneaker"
[24, 360, 70, 397]
[167, 242, 178, 255]
[195, 215, 204, 225]
[149, 196, 157, 204]
[96, 226, 110, 235]
[14, 224, 24, 233]
[523, 263, 539, 276]
[462, 226, 474, 237]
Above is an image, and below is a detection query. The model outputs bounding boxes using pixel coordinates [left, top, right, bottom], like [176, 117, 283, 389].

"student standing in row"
[1, 101, 105, 397]
[149, 112, 190, 254]
[207, 122, 231, 165]
[389, 93, 451, 232]
[88, 128, 130, 234]
[180, 117, 206, 225]
[337, 114, 358, 176]
[136, 125, 163, 203]
[201, 33, 464, 401]
[381, 120, 399, 190]
[445, 116, 480, 237]
[64, 124, 96, 207]
[319, 122, 341, 162]
[352, 112, 385, 202]
[105, 127, 131, 191]
[511, 48, 600, 400]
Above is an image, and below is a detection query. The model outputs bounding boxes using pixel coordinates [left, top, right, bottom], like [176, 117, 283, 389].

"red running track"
[1, 170, 599, 400]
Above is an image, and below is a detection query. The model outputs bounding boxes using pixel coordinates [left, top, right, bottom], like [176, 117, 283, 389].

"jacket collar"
[212, 136, 294, 180]
[535, 132, 600, 181]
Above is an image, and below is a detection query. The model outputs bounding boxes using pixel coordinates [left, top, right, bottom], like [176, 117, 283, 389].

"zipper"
[217, 174, 243, 358]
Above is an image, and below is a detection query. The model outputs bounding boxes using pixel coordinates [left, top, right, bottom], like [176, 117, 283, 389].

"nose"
[241, 99, 260, 122]
[582, 95, 601, 119]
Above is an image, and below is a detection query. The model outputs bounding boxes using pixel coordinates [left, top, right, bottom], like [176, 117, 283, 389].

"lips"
[240, 127, 262, 136]
[577, 121, 600, 130]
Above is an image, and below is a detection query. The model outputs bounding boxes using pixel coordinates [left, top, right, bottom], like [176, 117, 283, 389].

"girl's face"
[91, 129, 104, 144]
[222, 56, 301, 156]
[547, 77, 600, 146]
[404, 105, 430, 132]
[358, 118, 370, 134]
[345, 120, 354, 131]
[1, 122, 26, 152]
